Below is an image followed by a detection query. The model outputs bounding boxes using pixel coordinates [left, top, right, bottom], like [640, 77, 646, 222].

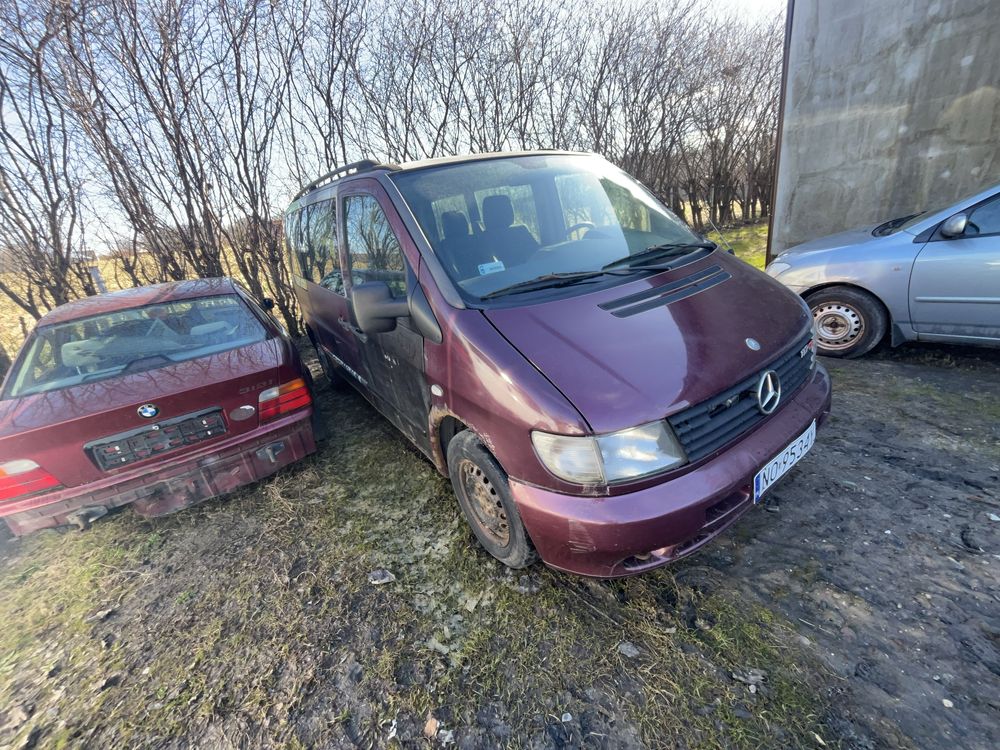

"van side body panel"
[418, 261, 592, 493]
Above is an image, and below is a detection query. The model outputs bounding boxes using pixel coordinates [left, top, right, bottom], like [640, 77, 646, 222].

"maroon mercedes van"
[286, 152, 831, 577]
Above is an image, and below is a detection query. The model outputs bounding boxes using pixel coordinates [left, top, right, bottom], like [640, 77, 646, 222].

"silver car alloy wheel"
[812, 302, 865, 351]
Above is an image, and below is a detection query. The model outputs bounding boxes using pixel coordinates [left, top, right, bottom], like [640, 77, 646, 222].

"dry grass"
[706, 224, 769, 270]
[0, 257, 139, 357]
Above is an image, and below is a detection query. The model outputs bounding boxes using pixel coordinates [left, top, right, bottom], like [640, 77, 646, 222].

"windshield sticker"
[478, 260, 505, 276]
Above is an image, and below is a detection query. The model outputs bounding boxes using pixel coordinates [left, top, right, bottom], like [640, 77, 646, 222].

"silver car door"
[909, 194, 1000, 340]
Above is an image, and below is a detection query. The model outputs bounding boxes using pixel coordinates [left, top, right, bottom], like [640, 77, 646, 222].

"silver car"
[766, 183, 1000, 357]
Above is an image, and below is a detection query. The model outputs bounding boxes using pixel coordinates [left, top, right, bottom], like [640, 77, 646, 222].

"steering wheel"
[965, 221, 980, 236]
[565, 221, 596, 239]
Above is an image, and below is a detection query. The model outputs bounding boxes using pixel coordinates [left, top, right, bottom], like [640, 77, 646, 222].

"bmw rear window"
[3, 295, 268, 399]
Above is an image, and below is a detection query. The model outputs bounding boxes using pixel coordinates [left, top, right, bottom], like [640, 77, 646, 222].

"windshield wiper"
[873, 213, 920, 236]
[480, 271, 608, 300]
[602, 241, 715, 271]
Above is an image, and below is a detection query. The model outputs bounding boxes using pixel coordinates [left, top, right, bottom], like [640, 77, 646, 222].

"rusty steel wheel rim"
[458, 459, 510, 546]
[813, 302, 865, 351]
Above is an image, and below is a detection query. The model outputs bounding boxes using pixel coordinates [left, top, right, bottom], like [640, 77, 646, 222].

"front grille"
[88, 409, 227, 471]
[668, 331, 814, 462]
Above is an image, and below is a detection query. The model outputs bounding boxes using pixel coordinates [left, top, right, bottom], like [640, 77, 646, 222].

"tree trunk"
[0, 343, 11, 383]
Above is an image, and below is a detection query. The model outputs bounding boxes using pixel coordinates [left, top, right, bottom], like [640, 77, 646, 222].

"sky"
[710, 0, 786, 20]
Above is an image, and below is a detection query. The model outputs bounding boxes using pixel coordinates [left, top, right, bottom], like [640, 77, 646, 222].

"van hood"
[483, 253, 811, 434]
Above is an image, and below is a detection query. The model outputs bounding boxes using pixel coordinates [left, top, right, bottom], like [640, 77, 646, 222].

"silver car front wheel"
[805, 286, 888, 359]
[813, 302, 865, 352]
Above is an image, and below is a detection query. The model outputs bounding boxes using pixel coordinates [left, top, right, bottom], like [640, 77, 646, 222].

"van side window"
[600, 179, 692, 249]
[601, 180, 652, 233]
[431, 194, 469, 241]
[287, 200, 343, 294]
[343, 194, 407, 298]
[283, 210, 300, 275]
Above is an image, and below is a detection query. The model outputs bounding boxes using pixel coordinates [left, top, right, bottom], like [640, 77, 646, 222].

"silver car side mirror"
[940, 213, 968, 238]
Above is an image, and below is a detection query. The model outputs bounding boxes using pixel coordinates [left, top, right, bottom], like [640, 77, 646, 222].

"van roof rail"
[292, 159, 395, 201]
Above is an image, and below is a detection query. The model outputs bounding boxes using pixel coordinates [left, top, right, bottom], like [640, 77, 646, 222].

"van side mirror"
[940, 213, 968, 238]
[260, 297, 275, 311]
[352, 281, 409, 334]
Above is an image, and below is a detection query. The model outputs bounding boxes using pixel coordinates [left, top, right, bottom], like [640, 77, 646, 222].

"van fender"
[427, 405, 499, 479]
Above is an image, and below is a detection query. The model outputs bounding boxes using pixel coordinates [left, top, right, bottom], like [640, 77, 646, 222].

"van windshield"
[390, 154, 706, 302]
[4, 295, 268, 399]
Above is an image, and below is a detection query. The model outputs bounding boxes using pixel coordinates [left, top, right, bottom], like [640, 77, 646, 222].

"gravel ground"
[704, 344, 1000, 749]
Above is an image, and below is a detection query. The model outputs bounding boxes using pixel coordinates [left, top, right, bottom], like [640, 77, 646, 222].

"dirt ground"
[0, 342, 997, 750]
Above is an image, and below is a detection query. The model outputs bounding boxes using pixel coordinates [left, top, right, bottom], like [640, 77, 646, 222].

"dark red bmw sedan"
[0, 278, 316, 535]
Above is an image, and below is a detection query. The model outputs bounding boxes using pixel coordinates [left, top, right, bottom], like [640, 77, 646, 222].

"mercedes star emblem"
[755, 370, 781, 415]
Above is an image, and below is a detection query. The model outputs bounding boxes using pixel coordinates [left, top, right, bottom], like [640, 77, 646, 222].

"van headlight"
[531, 421, 687, 485]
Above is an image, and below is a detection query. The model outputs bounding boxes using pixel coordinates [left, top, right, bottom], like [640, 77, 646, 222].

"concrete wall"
[771, 0, 1000, 254]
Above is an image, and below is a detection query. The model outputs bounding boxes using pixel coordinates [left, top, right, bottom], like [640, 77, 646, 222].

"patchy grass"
[0, 366, 838, 748]
[707, 223, 769, 269]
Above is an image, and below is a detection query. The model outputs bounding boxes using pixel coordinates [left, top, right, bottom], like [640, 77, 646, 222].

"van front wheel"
[447, 431, 538, 569]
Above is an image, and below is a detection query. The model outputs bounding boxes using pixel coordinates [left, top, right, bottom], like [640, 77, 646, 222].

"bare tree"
[204, 0, 306, 333]
[0, 0, 95, 319]
[0, 343, 10, 381]
[57, 0, 226, 282]
[284, 0, 367, 187]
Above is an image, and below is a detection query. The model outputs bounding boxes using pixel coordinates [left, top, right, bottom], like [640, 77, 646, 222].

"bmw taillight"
[258, 378, 312, 422]
[0, 460, 60, 502]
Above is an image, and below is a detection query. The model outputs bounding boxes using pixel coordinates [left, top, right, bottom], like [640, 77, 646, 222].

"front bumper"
[510, 365, 832, 577]
[1, 411, 315, 535]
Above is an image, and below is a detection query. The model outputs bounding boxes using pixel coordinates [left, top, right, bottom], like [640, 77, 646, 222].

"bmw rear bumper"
[0, 411, 315, 535]
[509, 365, 832, 577]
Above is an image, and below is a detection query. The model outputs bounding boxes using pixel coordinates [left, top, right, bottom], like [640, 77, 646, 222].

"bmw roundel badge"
[137, 403, 160, 419]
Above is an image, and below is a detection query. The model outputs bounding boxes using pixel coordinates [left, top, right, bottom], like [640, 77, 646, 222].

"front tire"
[446, 431, 538, 569]
[805, 286, 887, 359]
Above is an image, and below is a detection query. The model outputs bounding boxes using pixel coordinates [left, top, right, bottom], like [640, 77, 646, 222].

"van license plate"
[753, 420, 816, 503]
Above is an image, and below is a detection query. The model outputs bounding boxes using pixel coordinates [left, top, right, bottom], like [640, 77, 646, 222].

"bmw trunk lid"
[0, 340, 283, 489]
